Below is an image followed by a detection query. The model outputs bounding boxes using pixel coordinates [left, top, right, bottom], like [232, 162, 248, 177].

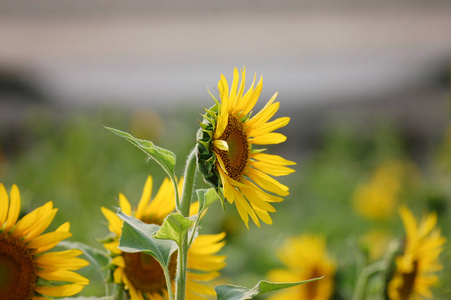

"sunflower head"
[0, 183, 89, 300]
[101, 176, 226, 300]
[387, 206, 446, 300]
[197, 67, 296, 228]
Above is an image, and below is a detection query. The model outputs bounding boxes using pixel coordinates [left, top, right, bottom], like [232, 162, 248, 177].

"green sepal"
[116, 210, 176, 268]
[215, 277, 324, 300]
[153, 212, 195, 248]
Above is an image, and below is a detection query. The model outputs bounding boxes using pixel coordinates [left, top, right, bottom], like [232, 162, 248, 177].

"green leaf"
[117, 210, 176, 267]
[153, 212, 194, 247]
[215, 277, 324, 300]
[197, 188, 220, 213]
[105, 126, 177, 184]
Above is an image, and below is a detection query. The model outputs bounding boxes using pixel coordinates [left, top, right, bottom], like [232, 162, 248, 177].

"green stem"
[176, 237, 189, 300]
[163, 262, 175, 300]
[352, 261, 388, 300]
[179, 147, 197, 217]
[176, 146, 198, 300]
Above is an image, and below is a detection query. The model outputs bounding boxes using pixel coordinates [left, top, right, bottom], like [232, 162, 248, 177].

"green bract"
[197, 104, 220, 189]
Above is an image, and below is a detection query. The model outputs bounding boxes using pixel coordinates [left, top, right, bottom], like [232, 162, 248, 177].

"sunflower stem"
[163, 262, 175, 300]
[176, 146, 197, 300]
[179, 146, 197, 217]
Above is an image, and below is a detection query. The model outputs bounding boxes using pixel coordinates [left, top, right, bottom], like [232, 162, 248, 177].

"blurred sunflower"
[197, 67, 296, 228]
[353, 160, 416, 220]
[0, 183, 89, 300]
[267, 235, 336, 300]
[387, 206, 446, 300]
[101, 176, 226, 300]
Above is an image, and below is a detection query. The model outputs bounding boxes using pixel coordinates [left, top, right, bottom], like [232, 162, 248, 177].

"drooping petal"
[247, 168, 289, 196]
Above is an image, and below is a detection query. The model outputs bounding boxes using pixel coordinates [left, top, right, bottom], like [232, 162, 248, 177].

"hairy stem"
[176, 146, 198, 300]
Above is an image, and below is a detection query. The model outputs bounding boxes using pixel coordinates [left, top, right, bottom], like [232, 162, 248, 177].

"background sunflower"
[101, 176, 226, 300]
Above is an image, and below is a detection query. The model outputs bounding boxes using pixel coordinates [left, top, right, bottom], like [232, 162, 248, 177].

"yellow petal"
[246, 93, 279, 128]
[213, 140, 229, 151]
[101, 207, 123, 237]
[251, 161, 295, 177]
[36, 250, 89, 271]
[103, 240, 121, 254]
[14, 201, 53, 238]
[146, 178, 176, 220]
[112, 255, 125, 268]
[34, 284, 84, 297]
[187, 270, 220, 282]
[251, 152, 296, 166]
[37, 269, 89, 285]
[119, 193, 132, 215]
[4, 184, 21, 232]
[250, 133, 287, 145]
[27, 231, 72, 252]
[0, 183, 9, 226]
[136, 176, 153, 220]
[24, 207, 58, 242]
[247, 117, 290, 137]
[239, 75, 263, 116]
[247, 168, 289, 196]
[232, 188, 259, 229]
[113, 267, 124, 284]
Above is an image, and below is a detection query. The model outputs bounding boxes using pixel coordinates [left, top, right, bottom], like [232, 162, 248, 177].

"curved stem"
[176, 146, 198, 300]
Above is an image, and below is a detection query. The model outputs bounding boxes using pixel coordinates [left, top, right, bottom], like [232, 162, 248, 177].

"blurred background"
[1, 0, 450, 298]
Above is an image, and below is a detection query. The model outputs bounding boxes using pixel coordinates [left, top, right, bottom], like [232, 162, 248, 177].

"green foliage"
[117, 210, 176, 268]
[215, 277, 324, 300]
[154, 213, 195, 248]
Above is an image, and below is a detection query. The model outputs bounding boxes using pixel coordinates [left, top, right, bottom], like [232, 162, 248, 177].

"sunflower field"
[0, 68, 450, 300]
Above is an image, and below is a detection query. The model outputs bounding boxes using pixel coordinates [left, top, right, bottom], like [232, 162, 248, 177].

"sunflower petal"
[34, 284, 84, 297]
[0, 183, 9, 226]
[37, 269, 89, 285]
[247, 168, 289, 196]
[4, 184, 21, 232]
[119, 193, 132, 215]
[250, 133, 287, 145]
[135, 176, 153, 220]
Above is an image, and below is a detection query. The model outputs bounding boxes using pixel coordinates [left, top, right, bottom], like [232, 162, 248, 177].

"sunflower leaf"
[153, 212, 194, 248]
[197, 188, 220, 213]
[215, 277, 324, 300]
[117, 210, 176, 267]
[105, 126, 177, 186]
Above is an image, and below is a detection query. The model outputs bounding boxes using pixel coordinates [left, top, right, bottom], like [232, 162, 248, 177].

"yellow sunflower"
[197, 67, 296, 228]
[267, 235, 336, 300]
[101, 176, 226, 300]
[388, 206, 446, 300]
[0, 183, 89, 300]
[353, 160, 416, 220]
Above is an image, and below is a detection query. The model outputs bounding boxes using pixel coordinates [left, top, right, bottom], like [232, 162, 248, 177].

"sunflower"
[0, 183, 89, 300]
[101, 176, 226, 300]
[267, 235, 336, 300]
[353, 160, 416, 220]
[197, 67, 296, 228]
[387, 206, 446, 300]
